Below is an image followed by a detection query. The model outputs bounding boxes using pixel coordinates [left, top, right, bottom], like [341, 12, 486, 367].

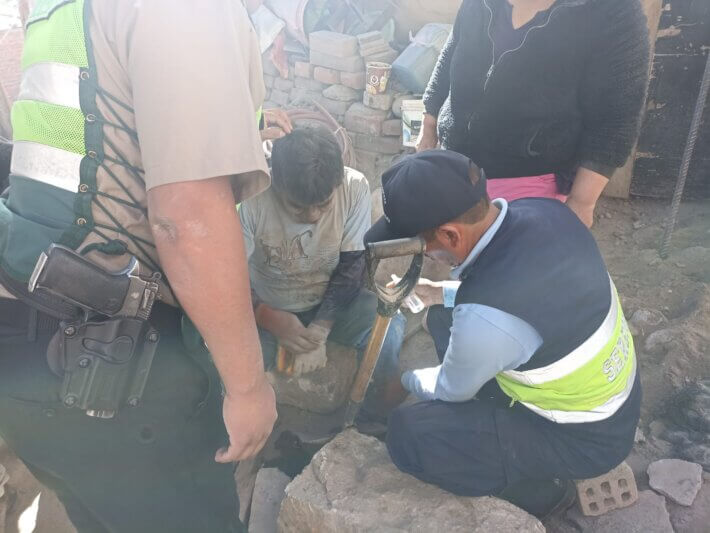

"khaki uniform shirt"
[78, 0, 270, 303]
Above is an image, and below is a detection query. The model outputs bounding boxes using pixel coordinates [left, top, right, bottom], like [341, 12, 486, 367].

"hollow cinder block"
[575, 461, 638, 516]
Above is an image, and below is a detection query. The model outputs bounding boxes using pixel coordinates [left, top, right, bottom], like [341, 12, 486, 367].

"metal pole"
[659, 50, 710, 259]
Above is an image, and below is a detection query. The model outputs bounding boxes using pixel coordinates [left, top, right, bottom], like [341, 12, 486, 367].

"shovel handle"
[343, 314, 392, 427]
[367, 237, 425, 260]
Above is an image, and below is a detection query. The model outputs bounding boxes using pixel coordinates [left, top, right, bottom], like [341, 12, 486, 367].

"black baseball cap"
[365, 150, 487, 243]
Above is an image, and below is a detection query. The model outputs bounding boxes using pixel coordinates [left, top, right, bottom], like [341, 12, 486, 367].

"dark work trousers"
[386, 305, 641, 497]
[0, 299, 243, 533]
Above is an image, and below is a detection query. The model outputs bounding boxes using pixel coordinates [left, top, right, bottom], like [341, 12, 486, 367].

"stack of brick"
[357, 31, 398, 65]
[259, 30, 420, 188]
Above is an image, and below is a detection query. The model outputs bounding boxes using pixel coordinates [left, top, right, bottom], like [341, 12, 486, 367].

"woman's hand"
[416, 113, 439, 152]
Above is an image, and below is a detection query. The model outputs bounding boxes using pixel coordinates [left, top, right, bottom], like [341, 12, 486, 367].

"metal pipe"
[659, 50, 710, 259]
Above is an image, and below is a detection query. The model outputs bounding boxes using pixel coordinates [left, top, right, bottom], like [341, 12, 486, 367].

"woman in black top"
[417, 0, 650, 226]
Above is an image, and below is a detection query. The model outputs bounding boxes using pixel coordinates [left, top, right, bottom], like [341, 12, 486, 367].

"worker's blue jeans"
[258, 289, 406, 417]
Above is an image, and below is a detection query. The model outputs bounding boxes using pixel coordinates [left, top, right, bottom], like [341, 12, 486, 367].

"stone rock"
[309, 31, 358, 58]
[318, 96, 351, 117]
[289, 88, 323, 106]
[350, 132, 402, 154]
[566, 490, 673, 533]
[236, 456, 262, 523]
[294, 76, 326, 92]
[681, 380, 710, 432]
[344, 103, 388, 136]
[322, 84, 360, 102]
[339, 71, 366, 90]
[278, 430, 544, 533]
[249, 468, 291, 533]
[267, 342, 357, 414]
[680, 444, 710, 471]
[635, 427, 646, 444]
[273, 77, 295, 92]
[649, 420, 667, 438]
[363, 91, 394, 111]
[668, 476, 710, 533]
[630, 308, 667, 335]
[644, 328, 676, 355]
[648, 459, 703, 506]
[391, 94, 413, 118]
[270, 89, 290, 106]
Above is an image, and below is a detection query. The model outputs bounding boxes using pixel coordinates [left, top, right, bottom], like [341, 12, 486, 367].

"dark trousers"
[386, 305, 641, 497]
[0, 299, 242, 533]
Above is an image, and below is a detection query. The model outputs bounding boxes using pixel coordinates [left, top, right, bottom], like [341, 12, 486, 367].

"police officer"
[0, 1, 279, 531]
[366, 150, 641, 518]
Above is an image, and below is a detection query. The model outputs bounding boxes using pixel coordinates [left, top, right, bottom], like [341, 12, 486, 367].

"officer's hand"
[266, 309, 320, 354]
[216, 377, 277, 462]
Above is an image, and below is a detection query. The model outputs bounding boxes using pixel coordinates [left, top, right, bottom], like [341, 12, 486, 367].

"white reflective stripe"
[520, 357, 637, 423]
[11, 141, 82, 193]
[502, 278, 619, 386]
[18, 62, 81, 110]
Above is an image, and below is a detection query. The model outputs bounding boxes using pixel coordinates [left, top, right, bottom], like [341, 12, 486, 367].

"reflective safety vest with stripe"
[11, 0, 90, 194]
[495, 279, 636, 423]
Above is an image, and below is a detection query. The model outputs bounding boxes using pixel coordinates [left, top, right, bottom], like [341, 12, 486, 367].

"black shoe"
[498, 479, 576, 520]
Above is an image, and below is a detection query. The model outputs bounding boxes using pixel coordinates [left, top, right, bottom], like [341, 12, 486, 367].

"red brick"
[313, 66, 340, 85]
[344, 103, 388, 136]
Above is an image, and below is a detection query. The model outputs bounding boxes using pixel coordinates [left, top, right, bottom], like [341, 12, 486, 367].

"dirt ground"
[0, 195, 708, 532]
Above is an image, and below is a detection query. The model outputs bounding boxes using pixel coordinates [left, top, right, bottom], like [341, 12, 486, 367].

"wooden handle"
[276, 346, 294, 376]
[349, 314, 392, 404]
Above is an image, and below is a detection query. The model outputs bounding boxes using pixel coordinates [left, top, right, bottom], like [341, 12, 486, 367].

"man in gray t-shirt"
[240, 127, 405, 412]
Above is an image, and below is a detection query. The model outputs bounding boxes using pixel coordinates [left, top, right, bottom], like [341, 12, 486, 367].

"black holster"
[48, 316, 159, 418]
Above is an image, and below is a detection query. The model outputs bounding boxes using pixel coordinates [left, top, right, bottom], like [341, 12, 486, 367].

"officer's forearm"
[148, 175, 265, 395]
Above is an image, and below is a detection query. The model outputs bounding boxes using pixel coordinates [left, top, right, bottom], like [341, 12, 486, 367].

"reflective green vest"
[496, 281, 636, 423]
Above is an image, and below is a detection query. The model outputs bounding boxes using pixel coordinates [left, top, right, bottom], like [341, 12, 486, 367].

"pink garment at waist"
[486, 173, 568, 202]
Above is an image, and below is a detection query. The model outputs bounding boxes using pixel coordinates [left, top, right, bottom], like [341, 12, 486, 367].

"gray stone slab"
[278, 430, 544, 533]
[648, 458, 703, 506]
[249, 468, 291, 533]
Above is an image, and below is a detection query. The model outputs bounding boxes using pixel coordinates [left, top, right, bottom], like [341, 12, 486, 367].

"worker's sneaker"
[498, 478, 576, 520]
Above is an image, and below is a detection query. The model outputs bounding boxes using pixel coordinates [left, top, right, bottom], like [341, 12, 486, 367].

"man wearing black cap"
[366, 150, 641, 518]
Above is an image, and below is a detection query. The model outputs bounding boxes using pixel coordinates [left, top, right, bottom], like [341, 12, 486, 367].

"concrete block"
[263, 74, 275, 89]
[310, 50, 364, 73]
[356, 31, 383, 46]
[270, 89, 290, 107]
[344, 103, 388, 136]
[309, 31, 358, 58]
[273, 77, 294, 92]
[648, 459, 703, 506]
[576, 461, 638, 516]
[340, 71, 366, 90]
[294, 61, 314, 79]
[364, 49, 399, 64]
[363, 91, 394, 111]
[322, 84, 360, 102]
[383, 119, 402, 137]
[249, 468, 291, 533]
[278, 430, 544, 533]
[294, 76, 326, 92]
[350, 132, 402, 154]
[267, 342, 357, 414]
[313, 66, 340, 85]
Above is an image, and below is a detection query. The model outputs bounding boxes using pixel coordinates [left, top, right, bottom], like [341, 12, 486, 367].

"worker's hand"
[389, 276, 445, 308]
[259, 307, 319, 354]
[261, 108, 293, 141]
[216, 377, 277, 463]
[566, 196, 596, 228]
[293, 343, 328, 375]
[415, 113, 438, 152]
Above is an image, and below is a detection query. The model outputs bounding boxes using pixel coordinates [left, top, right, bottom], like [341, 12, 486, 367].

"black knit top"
[423, 0, 650, 181]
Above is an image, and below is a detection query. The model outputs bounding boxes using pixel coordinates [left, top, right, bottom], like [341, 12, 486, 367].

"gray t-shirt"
[240, 167, 371, 312]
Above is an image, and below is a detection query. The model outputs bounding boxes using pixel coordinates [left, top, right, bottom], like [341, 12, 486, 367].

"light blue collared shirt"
[402, 199, 544, 402]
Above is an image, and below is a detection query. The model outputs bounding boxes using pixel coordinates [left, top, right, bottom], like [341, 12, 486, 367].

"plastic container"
[392, 23, 452, 94]
[366, 62, 392, 95]
[402, 99, 425, 147]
